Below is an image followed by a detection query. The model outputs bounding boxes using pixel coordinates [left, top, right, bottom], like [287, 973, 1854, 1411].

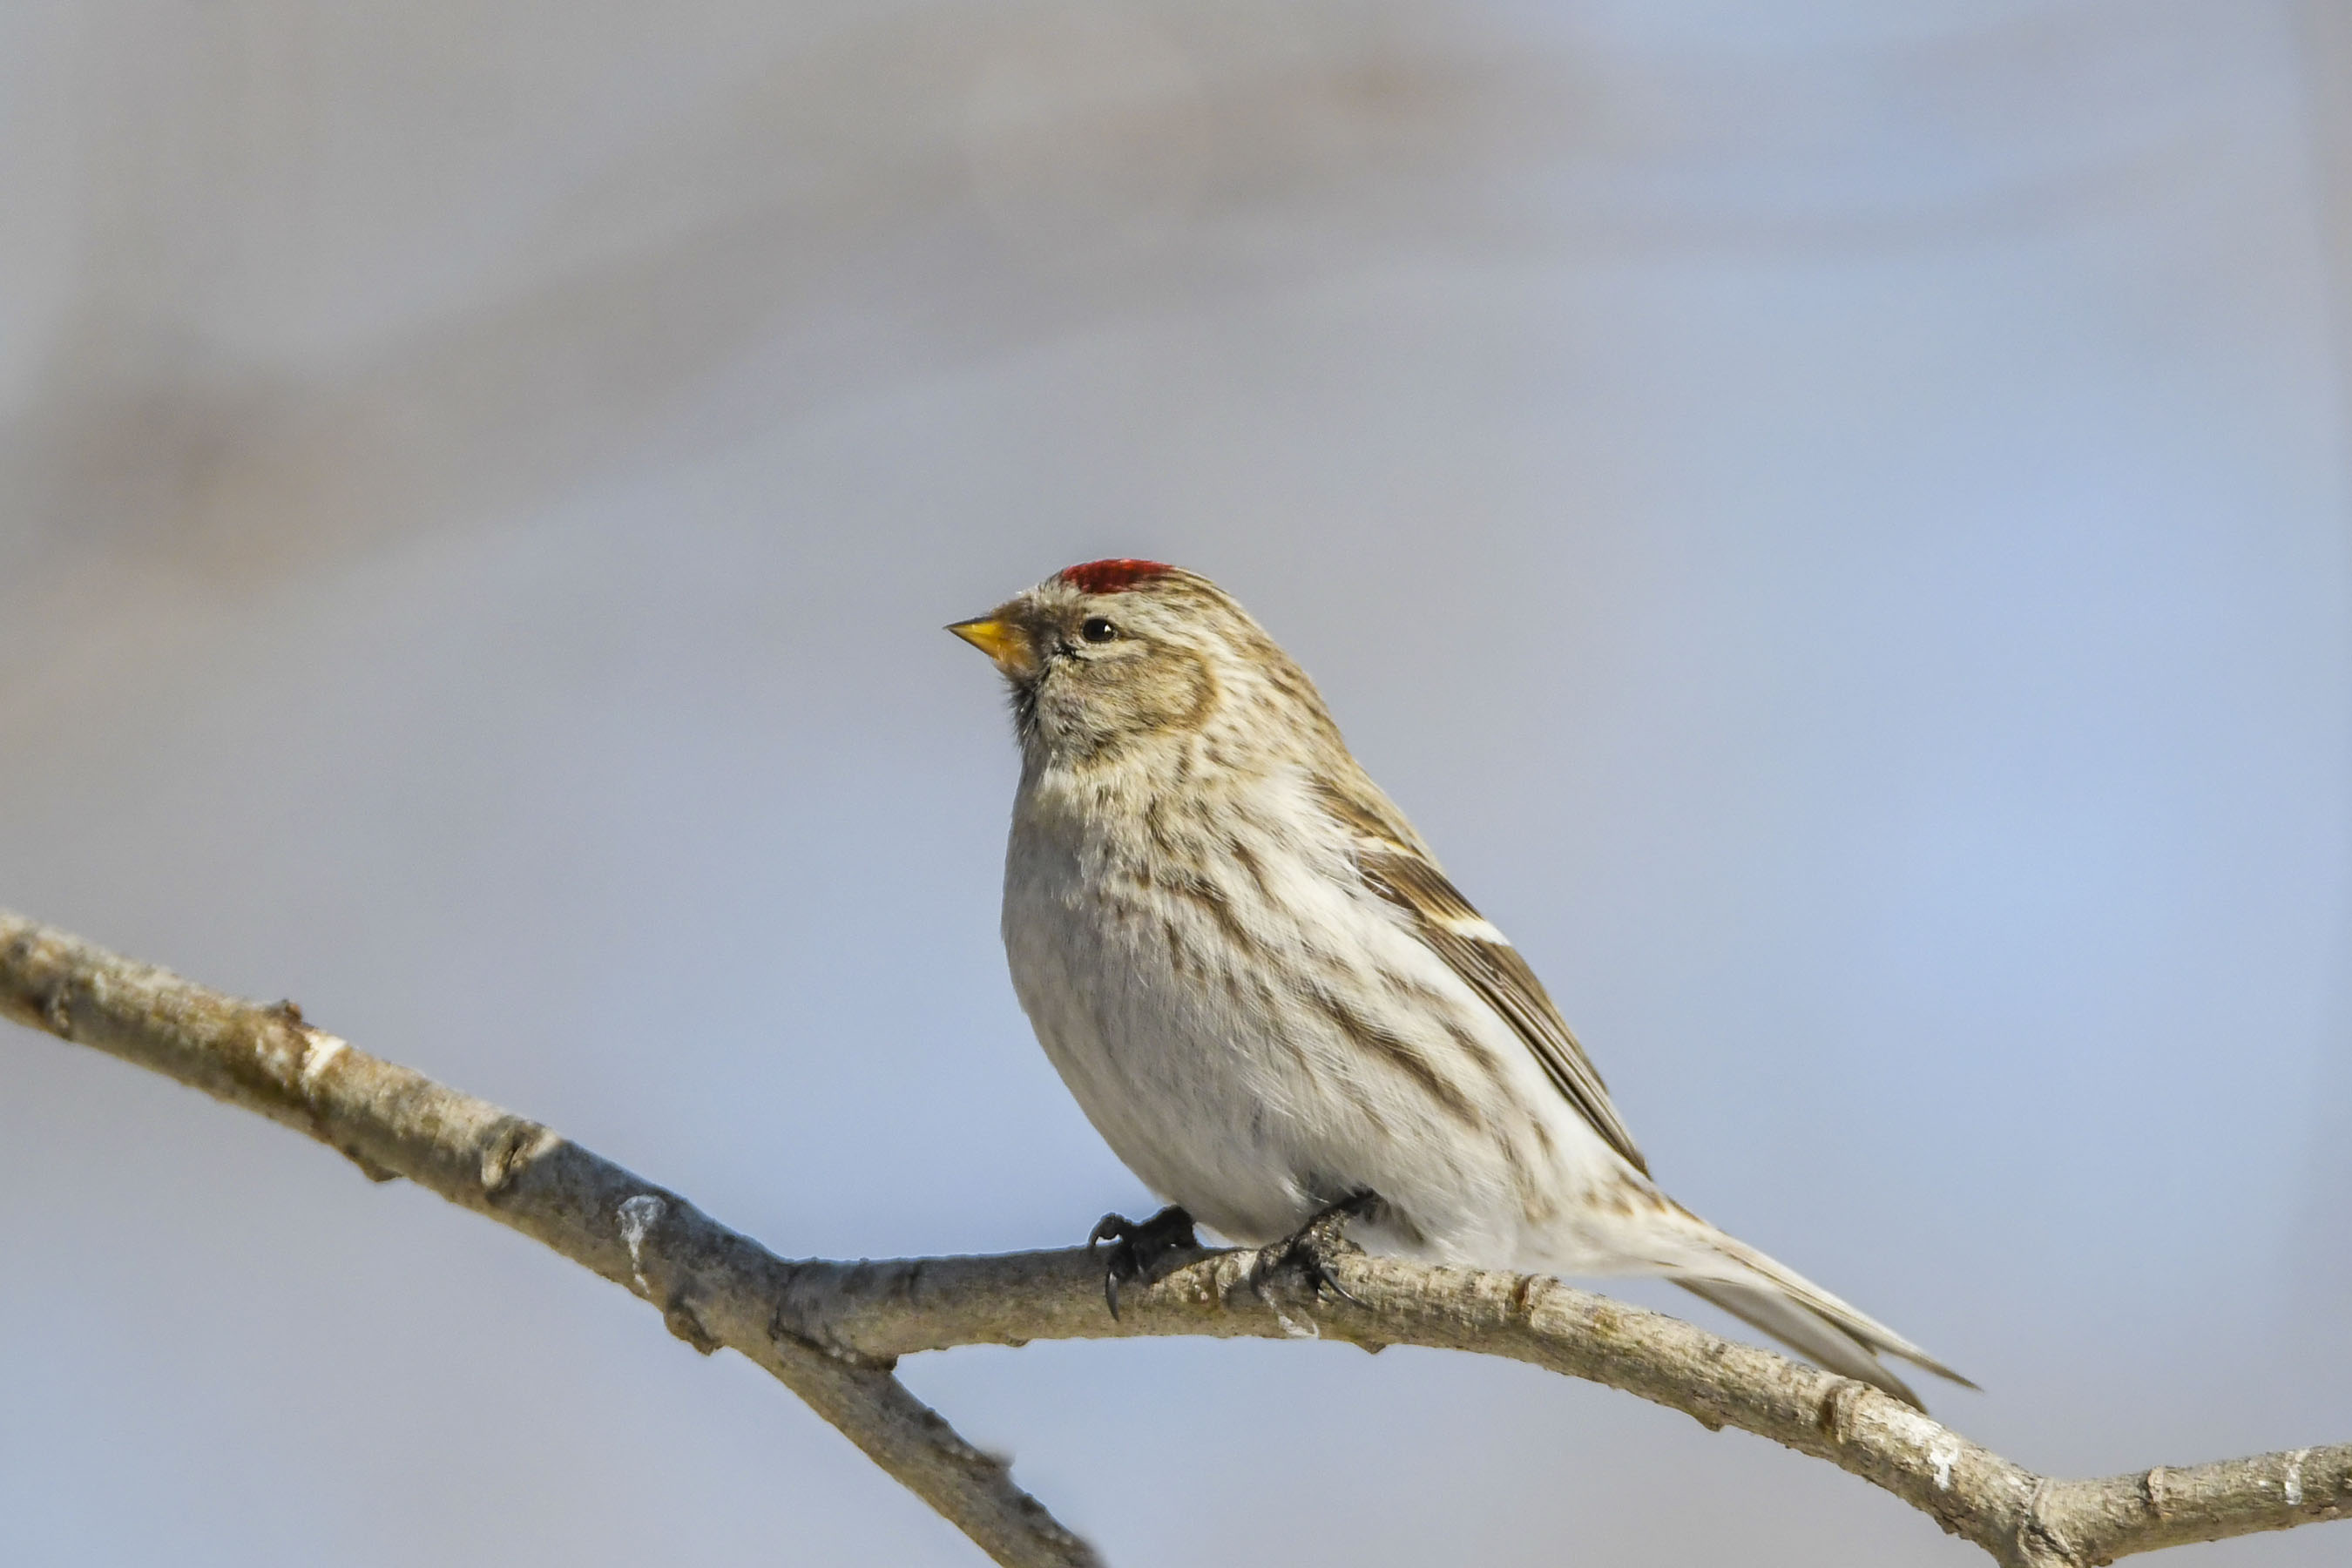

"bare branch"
[3, 911, 2343, 1566]
[0, 914, 1097, 1568]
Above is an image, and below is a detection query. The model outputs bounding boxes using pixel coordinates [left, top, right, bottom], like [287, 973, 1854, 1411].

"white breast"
[998, 760, 1629, 1259]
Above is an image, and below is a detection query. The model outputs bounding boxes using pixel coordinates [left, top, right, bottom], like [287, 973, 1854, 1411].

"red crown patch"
[1055, 558, 1174, 594]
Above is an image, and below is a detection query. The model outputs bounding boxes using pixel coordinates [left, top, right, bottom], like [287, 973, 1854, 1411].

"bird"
[949, 558, 1969, 1406]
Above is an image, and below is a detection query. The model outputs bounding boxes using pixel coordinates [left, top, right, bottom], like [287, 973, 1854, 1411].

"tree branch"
[3, 911, 2342, 1566]
[0, 913, 1097, 1568]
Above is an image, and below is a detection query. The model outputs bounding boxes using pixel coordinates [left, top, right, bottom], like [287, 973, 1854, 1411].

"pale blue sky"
[2, 3, 2347, 1564]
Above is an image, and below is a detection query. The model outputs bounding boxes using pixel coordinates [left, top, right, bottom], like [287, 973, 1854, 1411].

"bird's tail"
[1659, 1213, 1974, 1409]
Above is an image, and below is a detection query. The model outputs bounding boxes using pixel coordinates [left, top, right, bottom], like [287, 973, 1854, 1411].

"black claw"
[1254, 1191, 1381, 1309]
[1086, 1205, 1199, 1320]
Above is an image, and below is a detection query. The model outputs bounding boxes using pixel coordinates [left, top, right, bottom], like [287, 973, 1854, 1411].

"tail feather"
[1661, 1219, 1975, 1409]
[1675, 1278, 1924, 1407]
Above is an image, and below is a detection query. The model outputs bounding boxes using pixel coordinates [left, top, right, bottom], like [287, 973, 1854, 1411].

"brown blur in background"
[3, 3, 2350, 1564]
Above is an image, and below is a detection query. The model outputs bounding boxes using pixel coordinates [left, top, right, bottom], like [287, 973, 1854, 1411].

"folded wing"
[1314, 773, 1649, 1175]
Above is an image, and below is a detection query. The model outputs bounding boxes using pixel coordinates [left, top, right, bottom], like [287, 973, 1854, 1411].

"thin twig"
[3, 912, 2343, 1566]
[0, 913, 1096, 1568]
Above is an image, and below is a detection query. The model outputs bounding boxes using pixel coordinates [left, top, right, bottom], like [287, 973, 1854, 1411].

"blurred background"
[2, 1, 2348, 1563]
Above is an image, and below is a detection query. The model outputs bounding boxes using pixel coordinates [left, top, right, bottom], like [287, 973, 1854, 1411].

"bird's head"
[950, 559, 1334, 766]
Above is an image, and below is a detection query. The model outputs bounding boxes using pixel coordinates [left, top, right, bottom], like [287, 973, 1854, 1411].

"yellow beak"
[947, 617, 1024, 671]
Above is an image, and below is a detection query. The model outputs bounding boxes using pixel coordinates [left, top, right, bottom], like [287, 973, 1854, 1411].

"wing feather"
[1315, 774, 1649, 1174]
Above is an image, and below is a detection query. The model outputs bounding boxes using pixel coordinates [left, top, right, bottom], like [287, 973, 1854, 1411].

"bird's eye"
[1079, 617, 1119, 644]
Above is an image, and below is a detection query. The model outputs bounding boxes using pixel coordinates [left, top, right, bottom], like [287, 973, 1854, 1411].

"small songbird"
[950, 559, 1968, 1405]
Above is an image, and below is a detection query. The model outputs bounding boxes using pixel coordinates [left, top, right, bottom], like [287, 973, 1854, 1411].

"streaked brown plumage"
[951, 559, 1970, 1405]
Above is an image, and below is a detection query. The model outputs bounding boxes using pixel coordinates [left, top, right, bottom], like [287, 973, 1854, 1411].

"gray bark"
[3, 910, 2343, 1568]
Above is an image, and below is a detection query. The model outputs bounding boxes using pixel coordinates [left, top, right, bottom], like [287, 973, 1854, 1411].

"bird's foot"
[1253, 1191, 1381, 1309]
[1086, 1205, 1199, 1320]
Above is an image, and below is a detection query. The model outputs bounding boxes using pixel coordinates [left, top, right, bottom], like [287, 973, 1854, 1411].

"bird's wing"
[1313, 774, 1650, 1175]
